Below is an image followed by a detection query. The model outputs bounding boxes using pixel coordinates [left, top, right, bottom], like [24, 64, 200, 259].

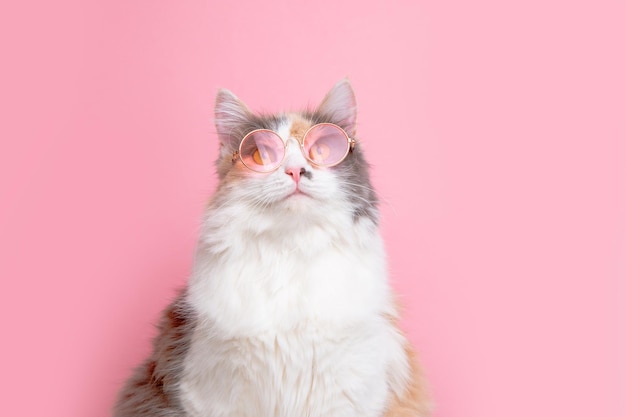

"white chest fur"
[180, 319, 407, 417]
[180, 206, 408, 417]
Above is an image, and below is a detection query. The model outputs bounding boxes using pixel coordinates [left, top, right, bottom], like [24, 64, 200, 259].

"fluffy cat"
[114, 79, 431, 417]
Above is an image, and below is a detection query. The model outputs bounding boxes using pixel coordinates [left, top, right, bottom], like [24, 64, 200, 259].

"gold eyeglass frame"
[232, 123, 356, 173]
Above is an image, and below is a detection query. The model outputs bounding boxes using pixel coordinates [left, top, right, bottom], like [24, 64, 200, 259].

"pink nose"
[285, 166, 306, 184]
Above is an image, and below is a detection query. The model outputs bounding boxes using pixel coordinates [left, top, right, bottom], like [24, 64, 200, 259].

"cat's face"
[212, 80, 378, 226]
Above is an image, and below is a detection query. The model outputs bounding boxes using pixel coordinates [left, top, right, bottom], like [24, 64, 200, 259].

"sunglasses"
[232, 123, 356, 173]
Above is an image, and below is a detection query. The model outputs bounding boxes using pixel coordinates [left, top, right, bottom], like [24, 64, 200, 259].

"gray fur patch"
[304, 109, 379, 224]
[113, 291, 194, 417]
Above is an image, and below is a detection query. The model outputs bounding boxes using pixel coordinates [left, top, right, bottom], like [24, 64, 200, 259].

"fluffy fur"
[114, 80, 431, 417]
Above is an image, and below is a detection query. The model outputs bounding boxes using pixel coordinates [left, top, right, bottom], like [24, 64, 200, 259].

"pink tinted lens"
[239, 130, 285, 172]
[303, 124, 350, 166]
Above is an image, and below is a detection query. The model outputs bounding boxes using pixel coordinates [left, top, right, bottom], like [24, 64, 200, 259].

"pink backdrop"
[1, 1, 624, 416]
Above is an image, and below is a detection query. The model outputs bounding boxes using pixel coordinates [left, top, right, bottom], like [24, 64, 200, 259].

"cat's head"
[212, 79, 378, 227]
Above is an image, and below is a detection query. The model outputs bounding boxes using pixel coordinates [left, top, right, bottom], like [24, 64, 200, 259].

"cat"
[114, 79, 432, 417]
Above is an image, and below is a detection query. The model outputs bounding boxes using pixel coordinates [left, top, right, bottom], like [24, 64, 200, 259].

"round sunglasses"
[232, 123, 355, 173]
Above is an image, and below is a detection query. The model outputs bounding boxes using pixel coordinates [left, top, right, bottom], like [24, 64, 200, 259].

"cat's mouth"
[286, 188, 311, 199]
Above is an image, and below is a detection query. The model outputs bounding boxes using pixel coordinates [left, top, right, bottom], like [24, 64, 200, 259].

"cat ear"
[214, 89, 252, 152]
[316, 79, 357, 136]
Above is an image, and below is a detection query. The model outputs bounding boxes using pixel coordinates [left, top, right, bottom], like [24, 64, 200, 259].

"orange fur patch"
[288, 114, 312, 141]
[383, 320, 433, 417]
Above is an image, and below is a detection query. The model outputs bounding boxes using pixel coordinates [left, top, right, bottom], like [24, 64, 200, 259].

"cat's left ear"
[316, 78, 357, 137]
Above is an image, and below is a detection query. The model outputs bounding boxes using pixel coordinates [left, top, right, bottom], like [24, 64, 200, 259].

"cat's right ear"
[214, 89, 251, 156]
[316, 79, 358, 137]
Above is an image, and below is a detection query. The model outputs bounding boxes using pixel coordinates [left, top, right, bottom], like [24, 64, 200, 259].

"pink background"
[1, 1, 624, 416]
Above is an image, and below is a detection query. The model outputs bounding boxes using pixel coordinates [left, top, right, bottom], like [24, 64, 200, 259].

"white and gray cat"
[114, 80, 431, 417]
